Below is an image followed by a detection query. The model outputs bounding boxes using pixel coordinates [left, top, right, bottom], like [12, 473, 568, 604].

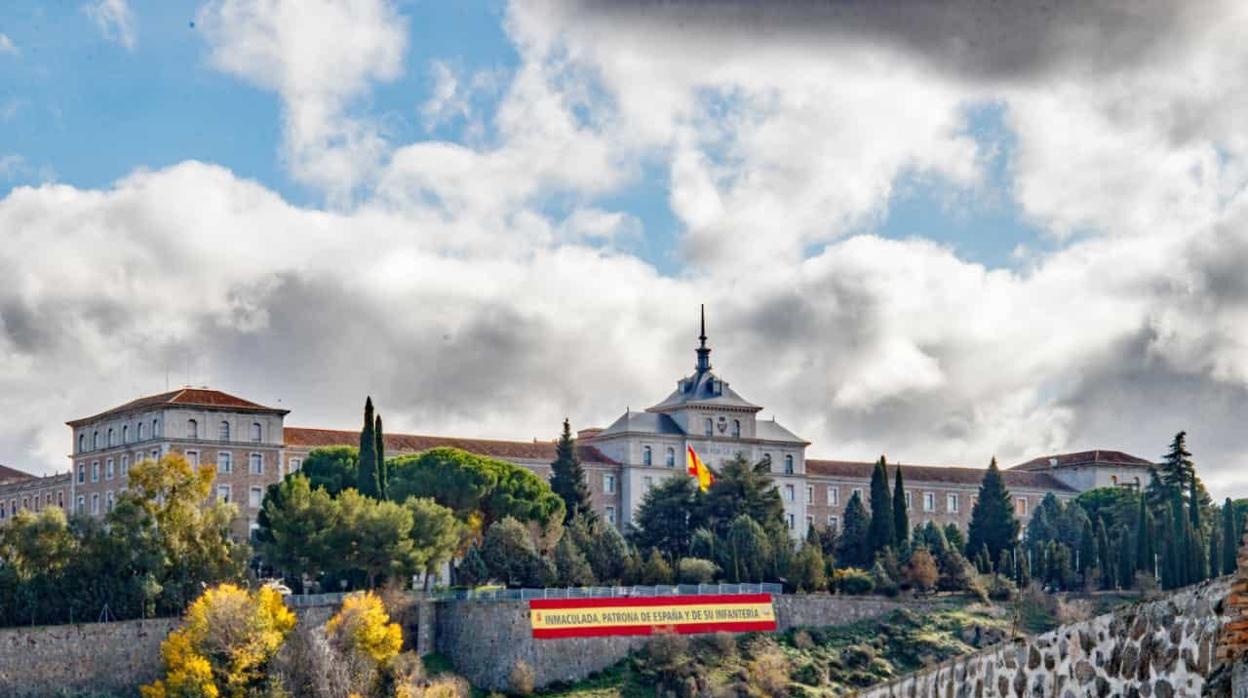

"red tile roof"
[67, 388, 289, 426]
[284, 427, 620, 465]
[0, 463, 34, 484]
[1010, 450, 1153, 472]
[807, 459, 1077, 493]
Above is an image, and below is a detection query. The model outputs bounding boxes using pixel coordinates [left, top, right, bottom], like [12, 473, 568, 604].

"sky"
[3, 0, 1248, 497]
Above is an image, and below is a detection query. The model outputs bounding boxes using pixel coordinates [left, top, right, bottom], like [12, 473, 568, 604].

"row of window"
[78, 418, 267, 453]
[79, 419, 161, 452]
[76, 450, 268, 484]
[637, 446, 798, 475]
[815, 485, 1030, 516]
[213, 484, 265, 509]
[77, 451, 157, 483]
[0, 490, 65, 519]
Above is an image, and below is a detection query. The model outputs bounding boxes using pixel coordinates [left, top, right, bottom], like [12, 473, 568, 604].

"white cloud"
[0, 33, 17, 56]
[83, 0, 137, 50]
[197, 0, 407, 202]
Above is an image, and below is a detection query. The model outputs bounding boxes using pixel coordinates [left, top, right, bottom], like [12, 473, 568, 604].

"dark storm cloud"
[566, 0, 1218, 82]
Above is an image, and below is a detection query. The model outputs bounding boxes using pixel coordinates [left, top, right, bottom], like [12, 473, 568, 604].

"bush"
[746, 647, 791, 697]
[422, 676, 470, 698]
[508, 660, 535, 696]
[833, 568, 875, 595]
[678, 557, 719, 584]
[326, 592, 403, 666]
[791, 629, 814, 650]
[642, 549, 674, 585]
[987, 574, 1018, 601]
[703, 631, 737, 658]
[871, 561, 899, 597]
[647, 630, 690, 667]
[902, 547, 939, 593]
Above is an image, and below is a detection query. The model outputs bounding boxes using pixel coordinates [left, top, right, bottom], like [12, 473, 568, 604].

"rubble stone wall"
[854, 577, 1229, 698]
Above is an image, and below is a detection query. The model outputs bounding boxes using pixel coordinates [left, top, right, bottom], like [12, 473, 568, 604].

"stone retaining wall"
[0, 617, 179, 697]
[853, 577, 1229, 698]
[435, 593, 915, 691]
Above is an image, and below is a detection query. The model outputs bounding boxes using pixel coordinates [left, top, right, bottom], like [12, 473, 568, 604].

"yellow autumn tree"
[326, 592, 403, 666]
[141, 583, 296, 698]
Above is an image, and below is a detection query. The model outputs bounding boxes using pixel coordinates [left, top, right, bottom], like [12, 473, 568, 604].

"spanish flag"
[686, 445, 714, 492]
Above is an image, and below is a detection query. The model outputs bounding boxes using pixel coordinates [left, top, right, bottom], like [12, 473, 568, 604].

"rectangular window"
[77, 463, 85, 484]
[218, 452, 232, 474]
[185, 450, 199, 467]
[76, 496, 85, 514]
[249, 453, 263, 475]
[216, 485, 231, 503]
[289, 458, 302, 472]
[106, 491, 114, 512]
[249, 487, 263, 508]
[947, 493, 960, 513]
[904, 491, 912, 509]
[805, 485, 813, 503]
[603, 474, 616, 494]
[105, 458, 114, 480]
[643, 476, 653, 491]
[1016, 498, 1028, 516]
[786, 513, 795, 530]
[923, 492, 935, 512]
[784, 484, 795, 502]
[826, 487, 838, 506]
[91, 461, 100, 482]
[120, 454, 129, 475]
[90, 493, 99, 515]
[605, 506, 617, 527]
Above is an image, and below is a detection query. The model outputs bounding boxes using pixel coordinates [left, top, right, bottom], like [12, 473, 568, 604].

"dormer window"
[704, 418, 713, 437]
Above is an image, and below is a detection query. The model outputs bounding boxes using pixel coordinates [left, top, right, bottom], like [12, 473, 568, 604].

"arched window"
[218, 421, 230, 441]
[704, 418, 713, 437]
[151, 419, 160, 437]
[251, 423, 262, 443]
[138, 422, 146, 441]
[731, 420, 741, 438]
[784, 455, 794, 474]
[92, 431, 100, 449]
[1111, 475, 1119, 486]
[666, 448, 675, 467]
[763, 453, 773, 471]
[643, 446, 652, 466]
[108, 428, 115, 446]
[187, 419, 198, 439]
[78, 434, 85, 453]
[122, 425, 129, 443]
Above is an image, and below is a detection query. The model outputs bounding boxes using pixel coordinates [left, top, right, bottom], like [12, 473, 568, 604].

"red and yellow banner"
[529, 594, 776, 639]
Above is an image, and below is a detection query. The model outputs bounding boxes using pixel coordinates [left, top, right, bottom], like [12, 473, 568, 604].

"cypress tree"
[357, 397, 380, 498]
[1189, 475, 1207, 581]
[966, 457, 1019, 572]
[867, 456, 895, 557]
[892, 464, 909, 548]
[1095, 520, 1113, 589]
[1116, 525, 1134, 590]
[374, 413, 387, 499]
[837, 491, 871, 569]
[549, 419, 594, 524]
[1135, 495, 1154, 576]
[1078, 521, 1096, 575]
[1223, 498, 1239, 575]
[1210, 525, 1221, 580]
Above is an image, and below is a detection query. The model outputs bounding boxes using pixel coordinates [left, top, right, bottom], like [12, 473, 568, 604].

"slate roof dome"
[646, 305, 762, 414]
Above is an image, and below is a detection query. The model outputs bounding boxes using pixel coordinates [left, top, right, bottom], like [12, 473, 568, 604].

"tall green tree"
[701, 453, 785, 536]
[724, 515, 770, 583]
[891, 464, 909, 548]
[867, 456, 895, 557]
[631, 475, 699, 562]
[1223, 497, 1240, 575]
[298, 446, 358, 496]
[966, 458, 1020, 572]
[405, 496, 463, 590]
[836, 492, 871, 569]
[549, 419, 594, 523]
[357, 397, 381, 498]
[1135, 495, 1155, 577]
[375, 413, 388, 499]
[1189, 475, 1207, 582]
[1095, 520, 1114, 589]
[255, 475, 340, 583]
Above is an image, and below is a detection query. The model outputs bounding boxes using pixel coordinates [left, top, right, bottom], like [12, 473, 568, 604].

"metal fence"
[285, 583, 783, 607]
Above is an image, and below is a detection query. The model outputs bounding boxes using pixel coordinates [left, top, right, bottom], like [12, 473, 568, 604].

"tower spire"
[696, 304, 712, 372]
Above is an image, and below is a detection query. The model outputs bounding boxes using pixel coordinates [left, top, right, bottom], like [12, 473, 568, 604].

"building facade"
[0, 317, 1156, 539]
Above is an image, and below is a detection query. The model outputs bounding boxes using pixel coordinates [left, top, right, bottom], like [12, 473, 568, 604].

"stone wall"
[435, 593, 916, 691]
[853, 577, 1229, 698]
[0, 617, 179, 697]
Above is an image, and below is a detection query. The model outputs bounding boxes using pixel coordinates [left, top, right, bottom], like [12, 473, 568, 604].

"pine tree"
[966, 458, 1019, 572]
[356, 397, 381, 498]
[548, 419, 593, 523]
[867, 457, 895, 557]
[1223, 498, 1239, 575]
[892, 465, 909, 548]
[837, 492, 871, 569]
[374, 414, 387, 499]
[1161, 431, 1196, 495]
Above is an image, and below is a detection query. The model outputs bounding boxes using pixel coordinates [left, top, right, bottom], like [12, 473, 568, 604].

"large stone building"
[0, 315, 1156, 539]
